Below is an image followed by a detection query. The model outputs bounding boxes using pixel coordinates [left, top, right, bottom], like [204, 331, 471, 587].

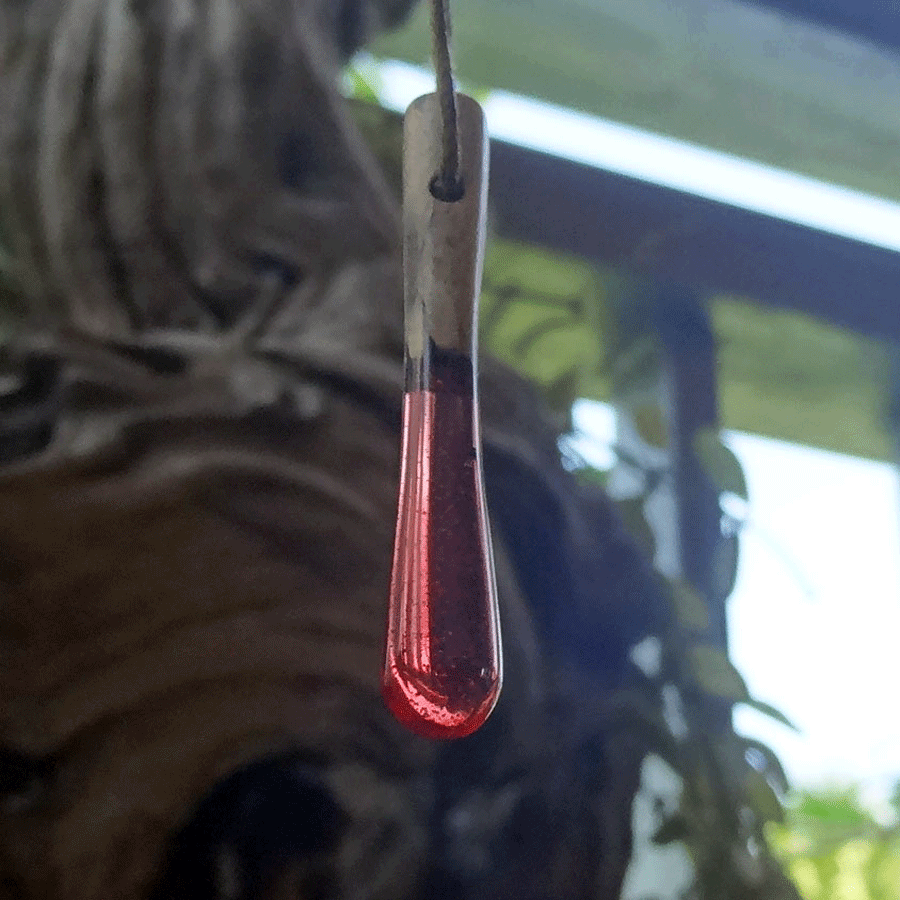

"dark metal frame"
[489, 138, 900, 345]
[748, 1, 900, 55]
[485, 51, 900, 616]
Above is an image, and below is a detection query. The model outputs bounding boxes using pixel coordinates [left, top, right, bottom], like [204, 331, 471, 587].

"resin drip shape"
[383, 93, 502, 740]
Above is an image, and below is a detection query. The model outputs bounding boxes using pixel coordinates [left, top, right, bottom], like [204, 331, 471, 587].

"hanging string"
[429, 0, 464, 201]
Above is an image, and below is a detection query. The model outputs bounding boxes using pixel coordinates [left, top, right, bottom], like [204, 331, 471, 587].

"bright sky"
[574, 401, 900, 815]
[727, 431, 900, 811]
[373, 56, 900, 811]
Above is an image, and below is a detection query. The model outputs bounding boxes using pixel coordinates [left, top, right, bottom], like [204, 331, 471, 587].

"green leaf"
[740, 698, 800, 733]
[741, 738, 791, 795]
[689, 645, 749, 701]
[344, 66, 381, 103]
[479, 239, 605, 414]
[793, 786, 871, 829]
[693, 428, 748, 500]
[652, 814, 690, 844]
[670, 580, 710, 631]
[614, 496, 656, 557]
[745, 768, 785, 824]
[633, 401, 668, 448]
[709, 532, 739, 602]
[469, 86, 495, 105]
[575, 465, 609, 491]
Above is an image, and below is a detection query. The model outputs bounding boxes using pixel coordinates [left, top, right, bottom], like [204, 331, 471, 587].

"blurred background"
[349, 0, 900, 896]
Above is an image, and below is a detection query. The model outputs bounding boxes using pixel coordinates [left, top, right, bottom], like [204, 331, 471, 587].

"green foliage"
[670, 580, 710, 632]
[344, 64, 382, 104]
[740, 699, 799, 733]
[688, 644, 749, 702]
[480, 239, 608, 416]
[768, 785, 900, 900]
[693, 427, 748, 500]
[744, 767, 787, 825]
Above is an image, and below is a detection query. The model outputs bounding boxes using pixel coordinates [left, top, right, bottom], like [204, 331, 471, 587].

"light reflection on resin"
[383, 350, 501, 740]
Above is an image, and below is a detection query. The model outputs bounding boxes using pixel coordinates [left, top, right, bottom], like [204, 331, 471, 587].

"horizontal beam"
[488, 137, 900, 345]
[750, 1, 900, 55]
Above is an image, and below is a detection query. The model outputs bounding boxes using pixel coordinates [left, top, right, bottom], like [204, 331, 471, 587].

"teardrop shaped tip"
[382, 665, 501, 740]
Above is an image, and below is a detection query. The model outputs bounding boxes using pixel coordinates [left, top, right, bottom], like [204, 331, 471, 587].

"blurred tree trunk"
[0, 3, 801, 900]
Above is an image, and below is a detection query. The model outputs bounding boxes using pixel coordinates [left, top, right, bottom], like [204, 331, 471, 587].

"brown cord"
[429, 0, 464, 201]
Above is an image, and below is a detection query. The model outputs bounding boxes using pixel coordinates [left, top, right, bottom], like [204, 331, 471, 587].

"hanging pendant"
[382, 93, 502, 740]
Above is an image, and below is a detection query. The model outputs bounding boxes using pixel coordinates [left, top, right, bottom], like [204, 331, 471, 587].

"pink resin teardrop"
[383, 353, 501, 740]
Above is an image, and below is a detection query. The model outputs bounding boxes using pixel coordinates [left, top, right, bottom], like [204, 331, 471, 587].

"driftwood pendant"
[382, 93, 502, 740]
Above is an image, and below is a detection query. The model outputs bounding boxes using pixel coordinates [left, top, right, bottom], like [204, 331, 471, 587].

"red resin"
[383, 359, 501, 740]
